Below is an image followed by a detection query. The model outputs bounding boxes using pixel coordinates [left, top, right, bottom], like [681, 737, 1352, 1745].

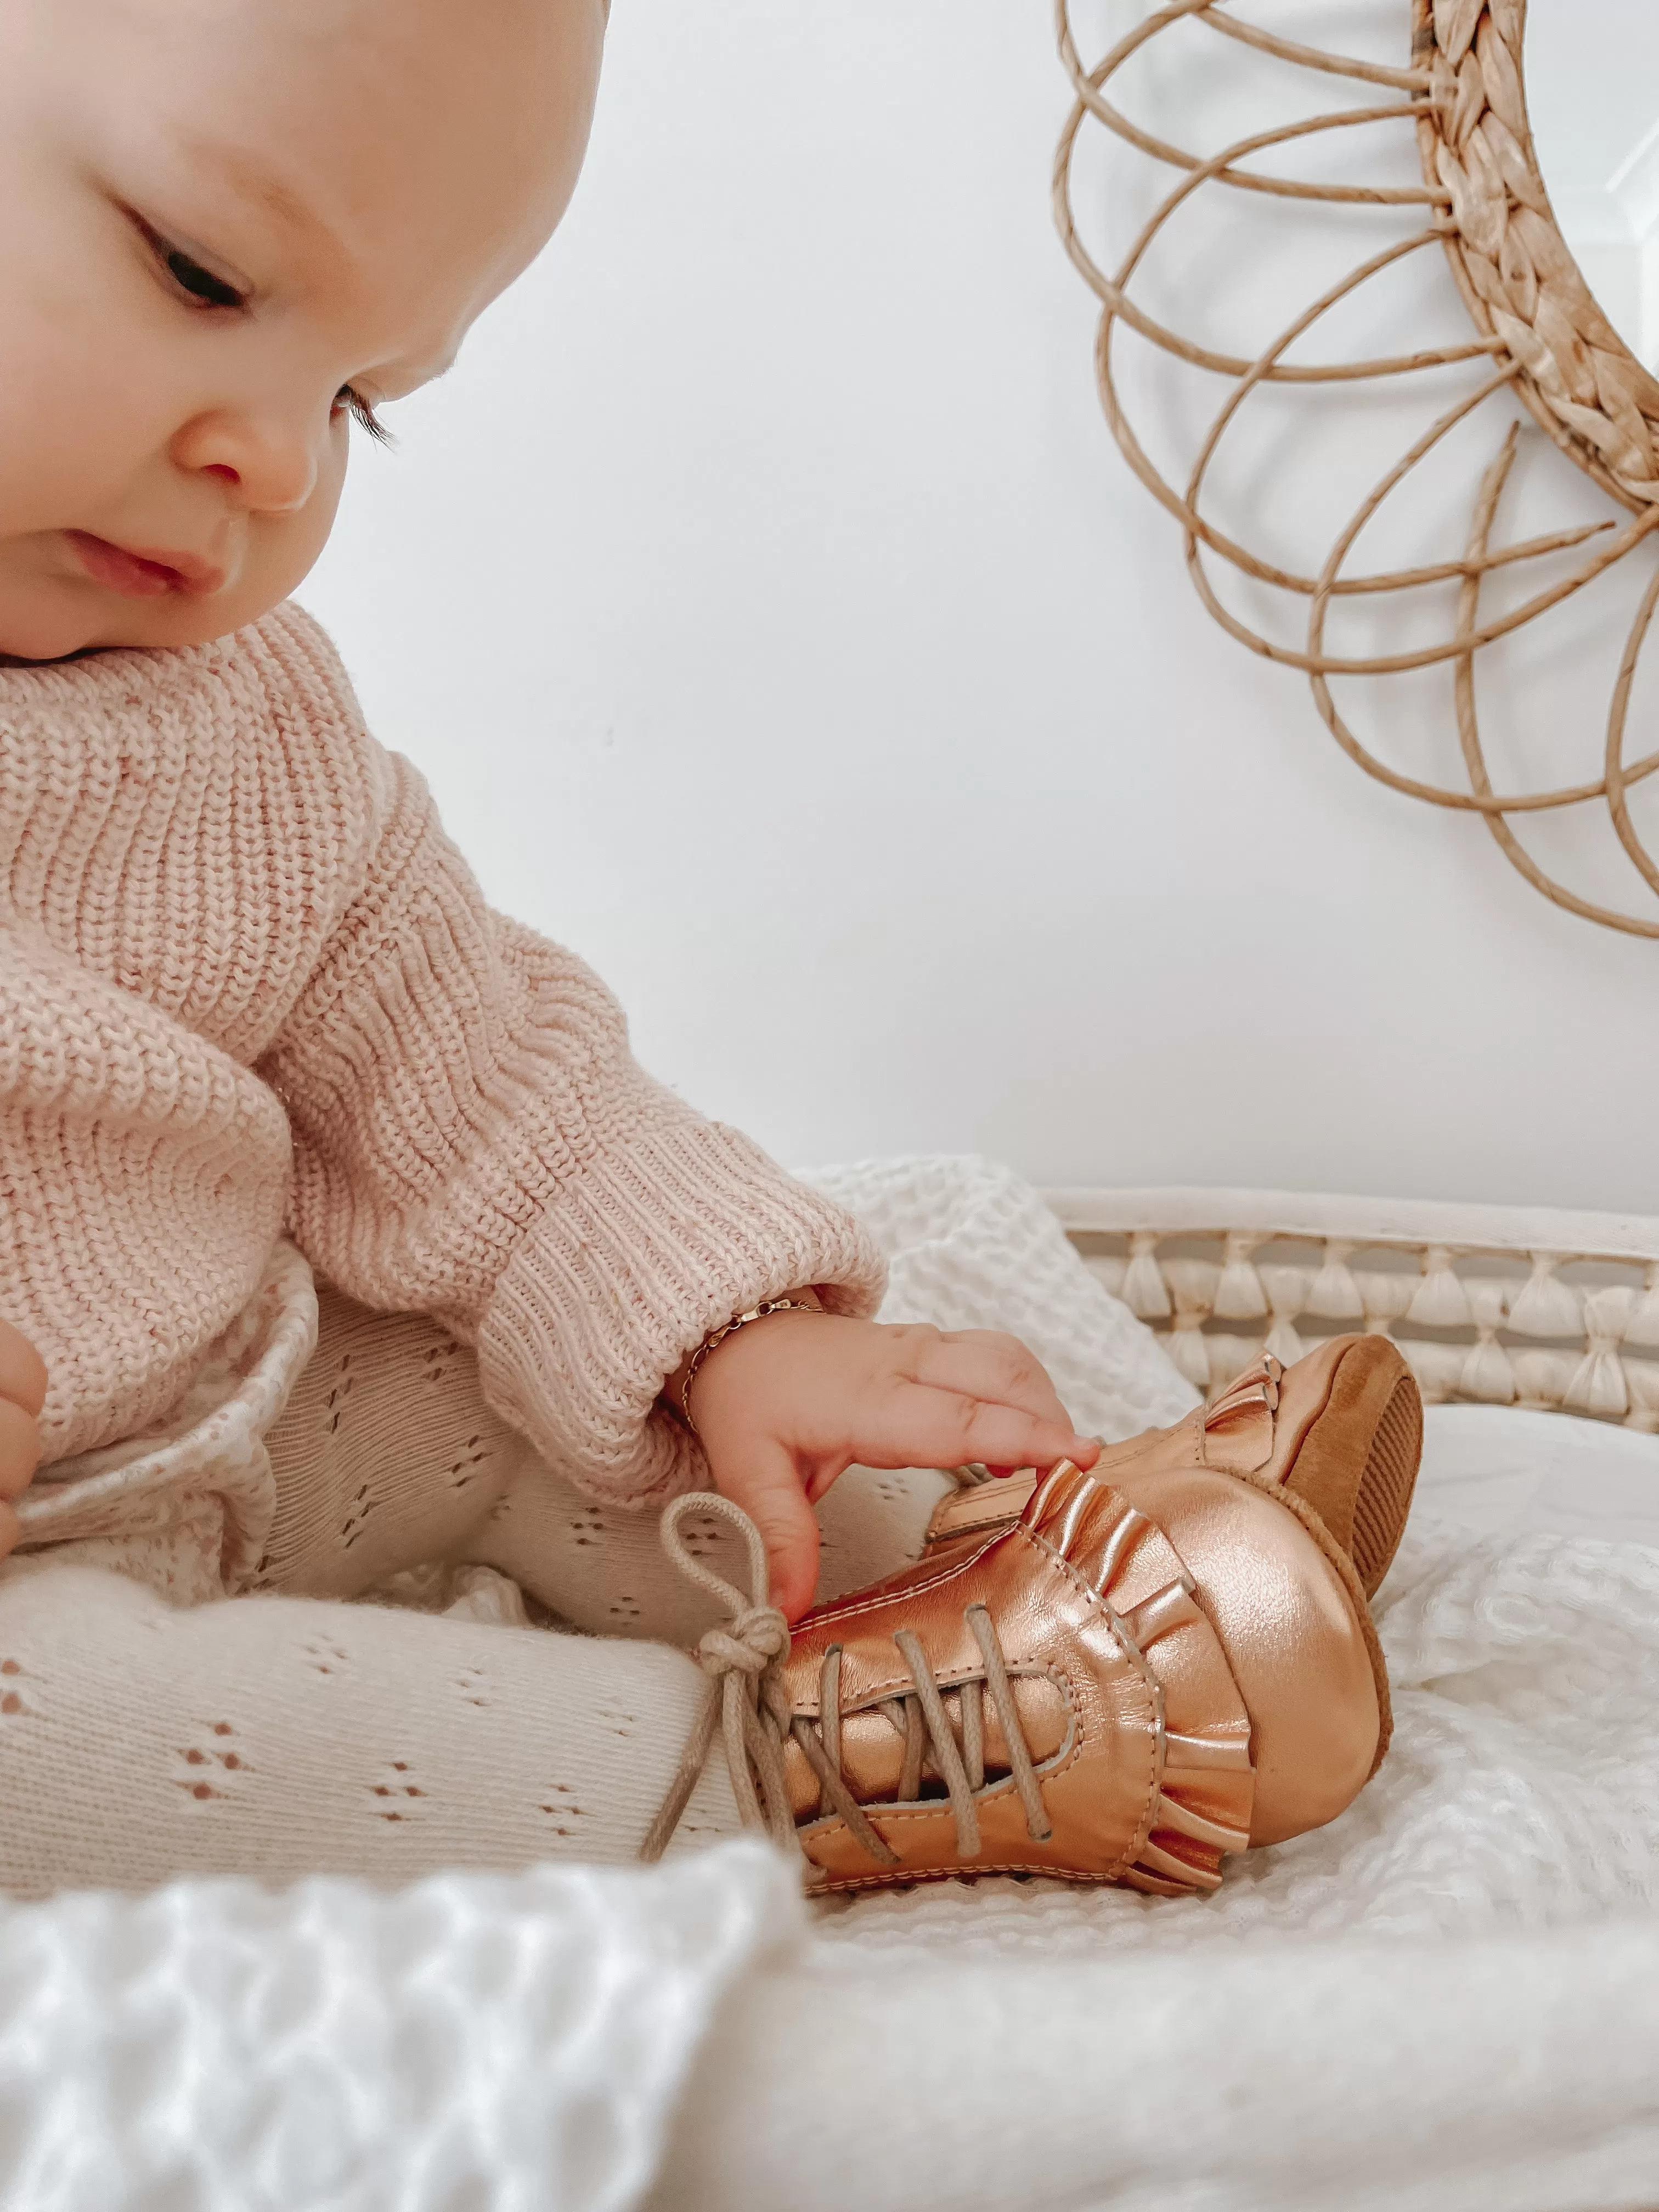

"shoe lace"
[639, 1493, 1052, 1871]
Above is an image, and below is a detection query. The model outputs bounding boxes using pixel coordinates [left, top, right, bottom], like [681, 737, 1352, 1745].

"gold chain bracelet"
[679, 1297, 823, 1436]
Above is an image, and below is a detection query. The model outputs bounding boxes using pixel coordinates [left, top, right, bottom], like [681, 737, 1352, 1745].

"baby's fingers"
[0, 1396, 41, 1498]
[712, 1440, 822, 1626]
[0, 1321, 47, 1419]
[897, 1327, 1070, 1429]
[868, 1384, 1098, 1481]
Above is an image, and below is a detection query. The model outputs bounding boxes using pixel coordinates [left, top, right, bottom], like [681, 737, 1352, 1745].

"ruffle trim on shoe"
[1022, 1465, 1256, 1894]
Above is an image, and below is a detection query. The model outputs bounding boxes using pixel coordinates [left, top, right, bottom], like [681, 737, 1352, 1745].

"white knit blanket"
[4, 1158, 1657, 2211]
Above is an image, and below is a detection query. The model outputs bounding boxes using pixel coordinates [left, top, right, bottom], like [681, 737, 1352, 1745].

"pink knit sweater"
[0, 603, 884, 1502]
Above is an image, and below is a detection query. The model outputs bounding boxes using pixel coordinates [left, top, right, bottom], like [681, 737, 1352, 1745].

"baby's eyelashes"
[334, 388, 394, 445]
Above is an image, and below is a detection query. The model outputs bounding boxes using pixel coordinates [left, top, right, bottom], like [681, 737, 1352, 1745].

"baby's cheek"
[232, 495, 345, 630]
[236, 446, 349, 622]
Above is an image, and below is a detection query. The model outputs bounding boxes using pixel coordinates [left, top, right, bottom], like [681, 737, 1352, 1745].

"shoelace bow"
[639, 1492, 1052, 1870]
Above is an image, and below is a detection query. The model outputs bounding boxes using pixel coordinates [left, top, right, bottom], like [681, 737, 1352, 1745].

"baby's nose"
[171, 408, 322, 516]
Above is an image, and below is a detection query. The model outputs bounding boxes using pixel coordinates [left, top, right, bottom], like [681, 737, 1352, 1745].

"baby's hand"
[0, 1319, 47, 1564]
[681, 1308, 1099, 1621]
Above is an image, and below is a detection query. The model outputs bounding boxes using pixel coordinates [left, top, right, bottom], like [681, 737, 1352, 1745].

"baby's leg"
[0, 1557, 740, 1898]
[473, 1454, 954, 1644]
[266, 1286, 953, 1638]
[259, 1291, 538, 1598]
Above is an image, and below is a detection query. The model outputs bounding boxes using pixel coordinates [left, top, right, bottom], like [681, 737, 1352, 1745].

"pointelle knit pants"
[0, 1274, 949, 1897]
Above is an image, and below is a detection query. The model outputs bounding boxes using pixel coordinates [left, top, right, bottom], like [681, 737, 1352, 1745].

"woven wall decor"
[1054, 0, 1659, 938]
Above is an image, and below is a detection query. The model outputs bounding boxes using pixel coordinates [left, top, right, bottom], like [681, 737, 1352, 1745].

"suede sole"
[1280, 1336, 1424, 1600]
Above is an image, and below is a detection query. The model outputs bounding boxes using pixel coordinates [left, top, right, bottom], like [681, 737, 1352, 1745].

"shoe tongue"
[1200, 1359, 1281, 1476]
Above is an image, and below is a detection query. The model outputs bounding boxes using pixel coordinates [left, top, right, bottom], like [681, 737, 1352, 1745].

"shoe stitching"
[640, 1494, 1070, 1871]
[1020, 1521, 1169, 1877]
[799, 1528, 1007, 1632]
[815, 1606, 1056, 1860]
[798, 1657, 1159, 1888]
[795, 1519, 1160, 1868]
[802, 1660, 1084, 1840]
[643, 1489, 1181, 1884]
[810, 1855, 1153, 1895]
[805, 1513, 1170, 1879]
[793, 1656, 1052, 1714]
[1270, 1337, 1346, 1487]
[797, 1612, 1159, 1884]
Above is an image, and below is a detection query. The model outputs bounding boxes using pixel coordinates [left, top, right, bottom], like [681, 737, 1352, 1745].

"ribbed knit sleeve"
[259, 751, 885, 1508]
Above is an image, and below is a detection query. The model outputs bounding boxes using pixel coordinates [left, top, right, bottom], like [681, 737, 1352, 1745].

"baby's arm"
[258, 742, 887, 1515]
[0, 1318, 47, 1562]
[258, 701, 1097, 1615]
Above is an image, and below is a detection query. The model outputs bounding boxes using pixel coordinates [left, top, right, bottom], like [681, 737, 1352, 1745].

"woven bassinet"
[1047, 1185, 1659, 1432]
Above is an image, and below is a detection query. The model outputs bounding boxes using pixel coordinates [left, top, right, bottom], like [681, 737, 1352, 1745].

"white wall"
[300, 0, 1659, 1215]
[1529, 1, 1659, 372]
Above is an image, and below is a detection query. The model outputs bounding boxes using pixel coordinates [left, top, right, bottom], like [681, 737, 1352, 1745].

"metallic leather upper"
[783, 1462, 1257, 1893]
[777, 1340, 1402, 1889]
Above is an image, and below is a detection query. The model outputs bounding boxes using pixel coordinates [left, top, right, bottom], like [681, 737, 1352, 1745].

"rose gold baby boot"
[772, 1335, 1417, 1892]
[642, 1335, 1419, 1894]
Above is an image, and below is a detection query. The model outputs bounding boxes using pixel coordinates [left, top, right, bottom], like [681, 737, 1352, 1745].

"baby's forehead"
[74, 0, 592, 125]
[112, 0, 527, 78]
[77, 0, 597, 248]
[22, 0, 601, 388]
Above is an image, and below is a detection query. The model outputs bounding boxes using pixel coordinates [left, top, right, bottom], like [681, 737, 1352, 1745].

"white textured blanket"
[3, 1159, 1657, 2212]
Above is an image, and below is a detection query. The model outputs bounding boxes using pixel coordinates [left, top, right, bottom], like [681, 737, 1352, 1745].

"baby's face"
[0, 0, 603, 661]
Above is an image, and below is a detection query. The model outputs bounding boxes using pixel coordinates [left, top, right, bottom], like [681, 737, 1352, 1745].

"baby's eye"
[130, 213, 247, 311]
[334, 387, 393, 445]
[164, 247, 242, 311]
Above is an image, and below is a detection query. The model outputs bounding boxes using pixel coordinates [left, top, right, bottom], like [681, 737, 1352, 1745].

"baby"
[0, 0, 1104, 1891]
